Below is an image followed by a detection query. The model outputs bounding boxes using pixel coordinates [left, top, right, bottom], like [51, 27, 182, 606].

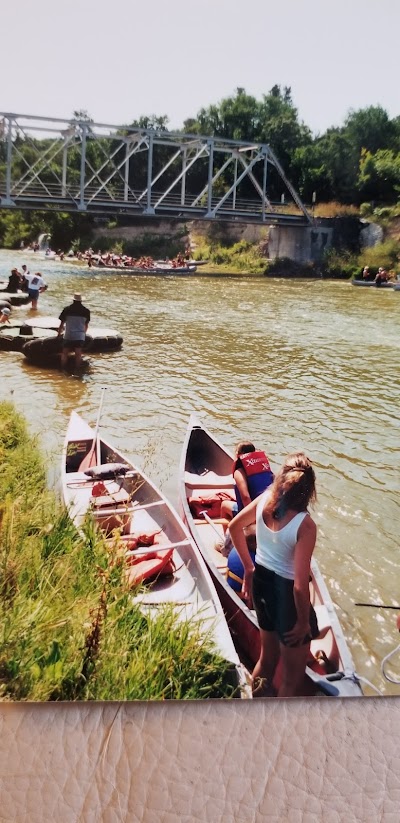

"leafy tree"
[358, 148, 400, 202]
[291, 143, 332, 202]
[182, 86, 311, 199]
[344, 106, 396, 154]
[313, 128, 359, 203]
[127, 115, 169, 132]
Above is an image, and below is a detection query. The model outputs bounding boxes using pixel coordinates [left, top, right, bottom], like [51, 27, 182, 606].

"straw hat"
[73, 293, 83, 301]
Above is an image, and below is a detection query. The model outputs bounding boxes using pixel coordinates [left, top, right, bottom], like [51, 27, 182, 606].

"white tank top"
[255, 490, 308, 580]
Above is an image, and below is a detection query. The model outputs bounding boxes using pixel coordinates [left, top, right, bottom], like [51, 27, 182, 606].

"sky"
[2, 0, 400, 136]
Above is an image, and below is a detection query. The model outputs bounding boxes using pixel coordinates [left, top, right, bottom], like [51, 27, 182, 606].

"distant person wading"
[25, 271, 48, 309]
[58, 293, 90, 369]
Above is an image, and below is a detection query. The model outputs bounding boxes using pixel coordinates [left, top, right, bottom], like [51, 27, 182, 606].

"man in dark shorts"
[58, 293, 90, 369]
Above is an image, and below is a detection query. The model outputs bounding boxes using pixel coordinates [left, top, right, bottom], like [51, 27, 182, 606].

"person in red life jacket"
[220, 441, 274, 526]
[219, 442, 274, 593]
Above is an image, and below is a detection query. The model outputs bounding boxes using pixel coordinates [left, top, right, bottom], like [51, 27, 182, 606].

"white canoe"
[61, 411, 249, 697]
[178, 415, 363, 697]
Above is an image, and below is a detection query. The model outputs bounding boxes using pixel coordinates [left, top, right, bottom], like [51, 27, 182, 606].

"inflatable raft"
[22, 327, 123, 363]
[0, 324, 55, 352]
[0, 317, 123, 360]
[0, 285, 32, 305]
[351, 279, 395, 288]
[93, 264, 197, 275]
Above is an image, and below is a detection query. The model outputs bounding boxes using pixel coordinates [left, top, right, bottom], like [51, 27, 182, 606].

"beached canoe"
[61, 410, 249, 697]
[178, 416, 363, 697]
[351, 279, 394, 288]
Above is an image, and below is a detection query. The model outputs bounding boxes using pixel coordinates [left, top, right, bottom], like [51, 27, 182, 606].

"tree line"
[181, 86, 400, 205]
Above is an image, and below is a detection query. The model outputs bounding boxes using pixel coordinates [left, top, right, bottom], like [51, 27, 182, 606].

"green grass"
[0, 402, 239, 701]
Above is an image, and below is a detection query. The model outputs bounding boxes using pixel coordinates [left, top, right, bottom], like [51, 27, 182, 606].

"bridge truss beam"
[0, 112, 312, 226]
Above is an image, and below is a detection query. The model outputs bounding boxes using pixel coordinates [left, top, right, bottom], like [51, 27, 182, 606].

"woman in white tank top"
[229, 452, 318, 698]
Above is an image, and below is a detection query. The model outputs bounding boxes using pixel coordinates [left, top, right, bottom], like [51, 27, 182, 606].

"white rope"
[352, 673, 383, 695]
[381, 643, 400, 685]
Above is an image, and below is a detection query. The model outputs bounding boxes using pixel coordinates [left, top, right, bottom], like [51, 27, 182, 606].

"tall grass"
[314, 202, 360, 219]
[0, 402, 239, 701]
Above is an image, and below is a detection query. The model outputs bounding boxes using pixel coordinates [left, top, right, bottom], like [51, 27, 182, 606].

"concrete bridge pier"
[268, 224, 333, 263]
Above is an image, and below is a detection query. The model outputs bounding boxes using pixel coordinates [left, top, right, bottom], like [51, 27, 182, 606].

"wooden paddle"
[79, 386, 108, 471]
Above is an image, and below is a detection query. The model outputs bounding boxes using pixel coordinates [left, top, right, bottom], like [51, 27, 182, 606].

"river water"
[1, 248, 399, 696]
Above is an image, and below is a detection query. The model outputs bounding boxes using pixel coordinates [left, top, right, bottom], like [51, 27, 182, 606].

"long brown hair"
[264, 452, 316, 520]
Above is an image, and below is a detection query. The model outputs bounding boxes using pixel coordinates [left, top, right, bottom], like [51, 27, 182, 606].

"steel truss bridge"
[0, 112, 312, 226]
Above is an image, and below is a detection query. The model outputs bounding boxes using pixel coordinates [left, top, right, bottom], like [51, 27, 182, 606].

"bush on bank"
[190, 237, 267, 274]
[357, 239, 400, 272]
[0, 402, 238, 701]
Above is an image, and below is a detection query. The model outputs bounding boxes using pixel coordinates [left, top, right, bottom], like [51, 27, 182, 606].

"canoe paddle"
[79, 386, 108, 471]
[200, 511, 227, 540]
[355, 602, 400, 610]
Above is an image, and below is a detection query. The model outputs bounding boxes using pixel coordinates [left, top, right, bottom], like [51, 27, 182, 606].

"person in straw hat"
[57, 292, 91, 369]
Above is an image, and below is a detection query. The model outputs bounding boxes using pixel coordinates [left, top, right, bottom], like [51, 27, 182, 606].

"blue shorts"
[28, 289, 39, 300]
[227, 548, 255, 592]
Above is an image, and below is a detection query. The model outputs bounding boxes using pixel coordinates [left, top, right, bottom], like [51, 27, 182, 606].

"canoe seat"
[184, 470, 234, 489]
[93, 504, 136, 518]
[91, 488, 131, 509]
[91, 487, 135, 535]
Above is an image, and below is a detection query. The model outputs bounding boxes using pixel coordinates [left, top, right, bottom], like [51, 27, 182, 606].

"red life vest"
[235, 450, 271, 477]
[233, 450, 274, 510]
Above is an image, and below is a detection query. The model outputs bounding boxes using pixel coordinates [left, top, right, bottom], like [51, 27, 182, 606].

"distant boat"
[351, 279, 394, 288]
[155, 259, 209, 267]
[92, 263, 197, 275]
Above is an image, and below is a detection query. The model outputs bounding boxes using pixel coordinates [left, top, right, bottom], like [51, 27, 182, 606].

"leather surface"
[1, 697, 399, 821]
